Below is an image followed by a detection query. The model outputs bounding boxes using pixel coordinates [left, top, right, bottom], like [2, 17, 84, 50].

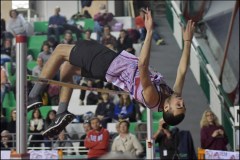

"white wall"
[36, 1, 79, 21]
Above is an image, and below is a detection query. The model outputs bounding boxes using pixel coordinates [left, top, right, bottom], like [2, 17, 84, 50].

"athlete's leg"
[28, 44, 75, 111]
[57, 61, 81, 114]
[43, 61, 81, 137]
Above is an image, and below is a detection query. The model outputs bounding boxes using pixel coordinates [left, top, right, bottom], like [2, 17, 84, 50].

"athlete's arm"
[173, 20, 195, 95]
[138, 8, 159, 107]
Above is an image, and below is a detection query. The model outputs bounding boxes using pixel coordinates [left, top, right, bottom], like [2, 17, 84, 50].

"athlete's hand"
[143, 8, 153, 32]
[183, 20, 195, 42]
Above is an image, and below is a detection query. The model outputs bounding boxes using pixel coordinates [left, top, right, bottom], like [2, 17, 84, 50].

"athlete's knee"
[55, 44, 72, 60]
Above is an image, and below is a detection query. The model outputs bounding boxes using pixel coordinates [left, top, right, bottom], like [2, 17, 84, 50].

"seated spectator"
[111, 120, 143, 158]
[38, 43, 52, 64]
[113, 95, 135, 122]
[117, 29, 135, 55]
[84, 29, 95, 41]
[1, 39, 16, 62]
[1, 66, 11, 103]
[95, 92, 115, 128]
[200, 109, 228, 150]
[93, 4, 114, 42]
[84, 117, 110, 159]
[7, 108, 16, 147]
[101, 25, 117, 50]
[6, 10, 27, 37]
[45, 37, 59, 52]
[1, 108, 8, 133]
[44, 110, 57, 148]
[79, 79, 101, 105]
[135, 8, 165, 45]
[48, 6, 67, 42]
[153, 118, 179, 159]
[60, 30, 76, 44]
[1, 130, 12, 150]
[7, 108, 16, 133]
[28, 108, 44, 147]
[32, 57, 43, 77]
[79, 120, 91, 155]
[53, 129, 74, 155]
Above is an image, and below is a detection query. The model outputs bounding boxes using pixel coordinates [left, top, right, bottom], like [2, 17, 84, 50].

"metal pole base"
[10, 153, 30, 159]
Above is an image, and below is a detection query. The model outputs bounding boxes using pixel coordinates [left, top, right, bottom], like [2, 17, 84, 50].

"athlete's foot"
[27, 96, 42, 112]
[42, 111, 76, 137]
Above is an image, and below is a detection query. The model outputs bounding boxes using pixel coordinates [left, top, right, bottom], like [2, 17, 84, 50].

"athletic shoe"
[156, 39, 165, 45]
[27, 96, 42, 112]
[42, 111, 76, 137]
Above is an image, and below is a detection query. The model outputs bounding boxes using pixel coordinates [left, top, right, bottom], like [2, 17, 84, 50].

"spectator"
[113, 94, 135, 122]
[117, 29, 135, 55]
[6, 9, 27, 37]
[84, 29, 94, 41]
[32, 57, 44, 77]
[135, 8, 164, 45]
[84, 117, 110, 159]
[7, 108, 16, 134]
[101, 25, 117, 50]
[1, 109, 8, 133]
[111, 120, 143, 158]
[86, 79, 99, 105]
[1, 130, 12, 150]
[28, 108, 44, 147]
[53, 129, 74, 155]
[79, 120, 91, 155]
[46, 37, 59, 52]
[200, 109, 228, 150]
[95, 92, 115, 128]
[153, 118, 179, 159]
[38, 43, 52, 64]
[1, 38, 16, 62]
[60, 30, 76, 44]
[1, 66, 10, 103]
[94, 4, 114, 42]
[44, 110, 57, 148]
[48, 6, 67, 42]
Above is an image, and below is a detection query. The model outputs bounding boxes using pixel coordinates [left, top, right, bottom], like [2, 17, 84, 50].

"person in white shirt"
[111, 120, 144, 158]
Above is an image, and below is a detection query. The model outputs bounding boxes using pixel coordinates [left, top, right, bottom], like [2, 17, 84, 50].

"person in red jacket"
[135, 8, 165, 45]
[84, 117, 110, 159]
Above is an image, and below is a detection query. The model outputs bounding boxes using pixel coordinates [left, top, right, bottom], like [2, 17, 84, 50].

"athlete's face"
[164, 94, 186, 116]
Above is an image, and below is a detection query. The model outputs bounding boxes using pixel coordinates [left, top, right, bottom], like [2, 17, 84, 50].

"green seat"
[34, 21, 48, 33]
[2, 91, 16, 108]
[28, 48, 41, 60]
[27, 60, 37, 71]
[76, 18, 95, 31]
[27, 35, 47, 59]
[141, 109, 163, 122]
[153, 112, 163, 121]
[129, 122, 137, 134]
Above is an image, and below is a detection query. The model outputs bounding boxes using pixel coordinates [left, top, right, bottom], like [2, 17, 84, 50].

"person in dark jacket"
[117, 29, 135, 55]
[95, 92, 115, 128]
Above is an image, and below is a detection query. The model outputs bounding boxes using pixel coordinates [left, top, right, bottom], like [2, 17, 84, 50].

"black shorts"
[69, 40, 118, 81]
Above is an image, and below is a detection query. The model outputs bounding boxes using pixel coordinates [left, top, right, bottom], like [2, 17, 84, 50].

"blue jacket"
[113, 103, 134, 120]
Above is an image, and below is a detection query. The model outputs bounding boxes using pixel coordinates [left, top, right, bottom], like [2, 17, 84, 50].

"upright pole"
[146, 108, 155, 159]
[11, 35, 30, 159]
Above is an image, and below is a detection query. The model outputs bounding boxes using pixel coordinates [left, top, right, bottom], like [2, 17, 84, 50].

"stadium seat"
[27, 35, 47, 59]
[27, 60, 37, 71]
[33, 21, 48, 34]
[2, 91, 16, 109]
